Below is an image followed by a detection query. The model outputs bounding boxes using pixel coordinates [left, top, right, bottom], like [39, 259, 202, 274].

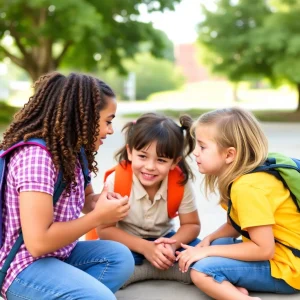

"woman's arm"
[20, 186, 129, 257]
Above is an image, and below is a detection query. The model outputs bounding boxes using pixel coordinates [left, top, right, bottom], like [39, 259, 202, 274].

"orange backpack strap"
[106, 162, 132, 197]
[167, 166, 185, 219]
[85, 162, 133, 241]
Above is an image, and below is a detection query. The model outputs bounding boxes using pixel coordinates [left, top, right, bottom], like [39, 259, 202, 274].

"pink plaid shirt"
[0, 145, 85, 298]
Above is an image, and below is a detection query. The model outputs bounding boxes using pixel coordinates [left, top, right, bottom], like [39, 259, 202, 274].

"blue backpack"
[228, 153, 300, 257]
[0, 138, 90, 288]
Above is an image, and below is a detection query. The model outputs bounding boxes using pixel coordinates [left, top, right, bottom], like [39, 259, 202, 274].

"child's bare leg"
[191, 270, 261, 300]
[236, 287, 249, 295]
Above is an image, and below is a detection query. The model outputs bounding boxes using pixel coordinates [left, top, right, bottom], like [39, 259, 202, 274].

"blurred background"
[0, 0, 300, 128]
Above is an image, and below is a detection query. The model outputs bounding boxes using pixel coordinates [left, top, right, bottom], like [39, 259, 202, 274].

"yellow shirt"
[228, 172, 300, 289]
[106, 172, 197, 238]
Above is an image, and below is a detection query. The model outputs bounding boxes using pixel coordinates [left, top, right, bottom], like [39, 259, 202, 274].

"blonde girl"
[177, 107, 300, 300]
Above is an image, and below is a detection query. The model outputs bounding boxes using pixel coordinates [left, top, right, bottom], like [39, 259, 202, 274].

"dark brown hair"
[115, 113, 195, 185]
[0, 72, 115, 193]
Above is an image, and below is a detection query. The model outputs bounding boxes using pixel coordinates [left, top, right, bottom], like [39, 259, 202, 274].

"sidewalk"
[116, 280, 299, 300]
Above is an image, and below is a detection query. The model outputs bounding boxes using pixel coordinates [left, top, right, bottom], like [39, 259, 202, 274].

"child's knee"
[190, 269, 208, 285]
[114, 243, 135, 273]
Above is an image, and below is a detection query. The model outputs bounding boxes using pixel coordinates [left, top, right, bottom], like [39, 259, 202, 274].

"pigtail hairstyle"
[0, 72, 115, 194]
[178, 114, 195, 182]
[192, 107, 268, 205]
[115, 112, 195, 185]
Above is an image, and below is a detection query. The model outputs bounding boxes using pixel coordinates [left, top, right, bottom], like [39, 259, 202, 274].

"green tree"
[99, 53, 185, 100]
[198, 0, 300, 111]
[0, 0, 180, 81]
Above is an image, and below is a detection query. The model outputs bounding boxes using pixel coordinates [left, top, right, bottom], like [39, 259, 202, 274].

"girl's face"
[127, 141, 180, 193]
[193, 125, 229, 176]
[95, 97, 117, 151]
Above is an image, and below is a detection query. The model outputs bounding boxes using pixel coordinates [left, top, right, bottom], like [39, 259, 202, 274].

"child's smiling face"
[127, 141, 179, 193]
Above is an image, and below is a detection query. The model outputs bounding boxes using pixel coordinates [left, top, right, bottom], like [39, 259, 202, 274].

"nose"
[193, 146, 199, 157]
[145, 160, 155, 170]
[107, 125, 114, 135]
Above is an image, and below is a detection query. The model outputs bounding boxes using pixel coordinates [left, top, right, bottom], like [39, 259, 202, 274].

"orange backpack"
[85, 162, 185, 240]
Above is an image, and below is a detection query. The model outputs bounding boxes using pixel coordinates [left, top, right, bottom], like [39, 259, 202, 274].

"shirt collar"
[132, 174, 168, 201]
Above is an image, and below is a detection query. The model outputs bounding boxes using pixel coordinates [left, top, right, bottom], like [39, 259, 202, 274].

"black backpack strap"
[227, 200, 300, 258]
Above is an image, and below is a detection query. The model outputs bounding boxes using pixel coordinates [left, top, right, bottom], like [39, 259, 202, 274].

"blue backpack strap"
[0, 139, 66, 289]
[79, 147, 91, 189]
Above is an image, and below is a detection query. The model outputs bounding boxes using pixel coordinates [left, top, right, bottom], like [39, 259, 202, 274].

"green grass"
[122, 109, 300, 122]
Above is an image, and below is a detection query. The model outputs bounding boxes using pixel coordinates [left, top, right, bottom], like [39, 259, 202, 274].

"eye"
[106, 121, 112, 125]
[138, 154, 146, 159]
[158, 158, 167, 163]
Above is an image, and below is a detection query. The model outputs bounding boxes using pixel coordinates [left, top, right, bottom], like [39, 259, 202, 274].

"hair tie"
[180, 124, 188, 132]
[132, 120, 136, 124]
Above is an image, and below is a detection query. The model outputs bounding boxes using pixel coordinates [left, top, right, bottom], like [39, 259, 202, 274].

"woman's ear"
[225, 147, 236, 164]
[126, 144, 132, 162]
[170, 156, 182, 170]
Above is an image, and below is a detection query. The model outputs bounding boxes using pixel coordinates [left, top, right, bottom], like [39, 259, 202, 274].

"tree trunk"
[297, 83, 300, 112]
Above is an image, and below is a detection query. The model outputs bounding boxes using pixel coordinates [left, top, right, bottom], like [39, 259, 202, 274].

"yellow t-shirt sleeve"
[231, 183, 275, 230]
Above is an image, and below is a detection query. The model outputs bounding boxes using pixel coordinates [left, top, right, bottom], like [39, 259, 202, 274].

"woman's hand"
[176, 243, 210, 273]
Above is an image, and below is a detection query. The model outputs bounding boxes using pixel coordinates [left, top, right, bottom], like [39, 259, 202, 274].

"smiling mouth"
[141, 172, 157, 180]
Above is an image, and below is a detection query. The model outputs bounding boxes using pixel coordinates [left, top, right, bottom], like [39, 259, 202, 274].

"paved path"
[93, 118, 300, 299]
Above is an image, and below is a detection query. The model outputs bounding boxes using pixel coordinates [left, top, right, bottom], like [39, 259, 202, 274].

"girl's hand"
[196, 235, 212, 248]
[176, 243, 209, 273]
[93, 184, 130, 225]
[154, 237, 177, 262]
[143, 241, 175, 270]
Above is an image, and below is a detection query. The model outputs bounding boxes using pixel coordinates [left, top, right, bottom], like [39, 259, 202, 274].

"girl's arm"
[207, 225, 275, 260]
[20, 185, 129, 257]
[97, 225, 149, 254]
[156, 211, 200, 250]
[82, 184, 99, 214]
[98, 225, 175, 270]
[203, 217, 241, 242]
[177, 224, 275, 272]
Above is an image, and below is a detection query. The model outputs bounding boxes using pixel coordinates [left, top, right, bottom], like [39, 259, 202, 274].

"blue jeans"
[132, 230, 200, 265]
[191, 237, 299, 294]
[6, 240, 134, 299]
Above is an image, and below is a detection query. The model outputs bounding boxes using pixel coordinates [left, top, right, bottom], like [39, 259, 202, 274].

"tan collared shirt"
[106, 172, 197, 238]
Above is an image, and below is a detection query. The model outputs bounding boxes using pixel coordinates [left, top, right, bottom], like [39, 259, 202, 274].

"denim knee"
[191, 257, 226, 283]
[113, 242, 135, 279]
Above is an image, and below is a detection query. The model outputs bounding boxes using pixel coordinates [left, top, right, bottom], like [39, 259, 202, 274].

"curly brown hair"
[0, 72, 115, 194]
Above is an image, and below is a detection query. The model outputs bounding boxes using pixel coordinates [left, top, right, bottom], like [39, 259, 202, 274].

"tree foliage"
[99, 53, 185, 100]
[0, 0, 180, 81]
[198, 0, 300, 110]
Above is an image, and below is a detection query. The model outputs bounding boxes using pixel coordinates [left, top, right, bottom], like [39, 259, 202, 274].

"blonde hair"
[191, 107, 268, 205]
